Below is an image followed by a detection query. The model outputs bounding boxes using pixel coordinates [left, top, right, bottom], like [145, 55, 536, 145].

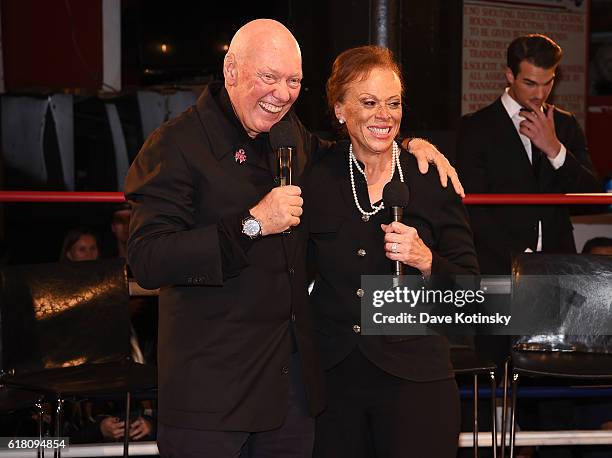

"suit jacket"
[125, 82, 325, 432]
[304, 141, 479, 382]
[456, 98, 601, 274]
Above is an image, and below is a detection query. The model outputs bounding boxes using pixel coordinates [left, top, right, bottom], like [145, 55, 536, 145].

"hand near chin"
[518, 102, 562, 158]
[381, 221, 432, 276]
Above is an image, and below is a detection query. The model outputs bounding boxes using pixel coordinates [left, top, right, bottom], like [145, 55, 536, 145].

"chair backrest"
[0, 258, 131, 373]
[511, 253, 612, 353]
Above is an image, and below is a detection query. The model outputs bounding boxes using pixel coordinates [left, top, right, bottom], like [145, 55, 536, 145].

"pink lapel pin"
[234, 148, 247, 164]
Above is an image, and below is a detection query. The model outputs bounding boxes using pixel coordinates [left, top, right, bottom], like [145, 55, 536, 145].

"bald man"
[126, 19, 456, 457]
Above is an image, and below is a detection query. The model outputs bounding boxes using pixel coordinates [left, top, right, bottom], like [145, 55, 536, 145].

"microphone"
[269, 119, 296, 186]
[383, 181, 410, 277]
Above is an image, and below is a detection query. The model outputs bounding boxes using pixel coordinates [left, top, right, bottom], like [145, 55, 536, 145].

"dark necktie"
[531, 141, 542, 180]
[518, 108, 542, 179]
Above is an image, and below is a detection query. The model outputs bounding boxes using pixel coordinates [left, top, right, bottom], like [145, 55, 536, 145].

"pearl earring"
[338, 118, 345, 124]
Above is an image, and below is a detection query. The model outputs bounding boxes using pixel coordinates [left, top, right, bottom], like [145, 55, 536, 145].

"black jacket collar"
[195, 82, 252, 161]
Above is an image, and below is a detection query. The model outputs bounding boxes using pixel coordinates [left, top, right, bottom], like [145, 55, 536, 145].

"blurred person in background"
[59, 227, 99, 262]
[110, 203, 131, 259]
[58, 226, 152, 442]
[67, 401, 155, 444]
[582, 237, 612, 256]
[589, 44, 612, 96]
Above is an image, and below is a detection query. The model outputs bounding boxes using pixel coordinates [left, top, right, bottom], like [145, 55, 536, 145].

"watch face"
[243, 218, 261, 237]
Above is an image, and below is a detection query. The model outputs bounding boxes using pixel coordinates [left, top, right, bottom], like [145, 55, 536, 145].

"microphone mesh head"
[269, 119, 296, 149]
[383, 181, 410, 208]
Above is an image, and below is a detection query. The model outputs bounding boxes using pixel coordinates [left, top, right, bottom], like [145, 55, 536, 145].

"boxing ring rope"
[3, 190, 609, 297]
[0, 191, 126, 203]
[1, 191, 612, 455]
[463, 193, 612, 205]
[1, 190, 612, 204]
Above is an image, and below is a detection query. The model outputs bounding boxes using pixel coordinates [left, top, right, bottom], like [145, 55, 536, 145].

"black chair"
[451, 344, 498, 458]
[0, 259, 156, 457]
[1, 303, 46, 457]
[504, 253, 612, 458]
[0, 385, 42, 414]
[0, 386, 46, 458]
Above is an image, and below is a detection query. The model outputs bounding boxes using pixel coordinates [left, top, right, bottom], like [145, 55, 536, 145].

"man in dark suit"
[125, 19, 458, 458]
[457, 34, 601, 275]
[456, 36, 601, 455]
[126, 19, 323, 458]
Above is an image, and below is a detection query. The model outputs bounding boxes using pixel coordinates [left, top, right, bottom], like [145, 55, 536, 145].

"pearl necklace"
[349, 141, 405, 221]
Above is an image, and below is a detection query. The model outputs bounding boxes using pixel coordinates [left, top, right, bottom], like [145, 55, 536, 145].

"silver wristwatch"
[241, 215, 263, 239]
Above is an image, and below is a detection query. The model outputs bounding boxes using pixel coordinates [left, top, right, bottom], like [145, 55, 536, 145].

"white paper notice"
[462, 0, 588, 128]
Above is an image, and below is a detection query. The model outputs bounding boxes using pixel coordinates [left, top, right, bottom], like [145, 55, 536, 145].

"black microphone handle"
[391, 206, 404, 276]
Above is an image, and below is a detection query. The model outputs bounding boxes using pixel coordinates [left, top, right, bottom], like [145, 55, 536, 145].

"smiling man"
[224, 23, 303, 137]
[125, 18, 458, 458]
[126, 20, 322, 458]
[457, 34, 601, 275]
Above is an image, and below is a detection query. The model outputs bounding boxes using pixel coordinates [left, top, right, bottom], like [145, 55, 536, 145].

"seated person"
[582, 237, 612, 256]
[66, 401, 156, 443]
[59, 227, 99, 262]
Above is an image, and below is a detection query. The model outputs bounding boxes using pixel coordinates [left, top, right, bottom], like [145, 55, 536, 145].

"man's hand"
[401, 138, 465, 197]
[518, 103, 562, 158]
[250, 185, 303, 235]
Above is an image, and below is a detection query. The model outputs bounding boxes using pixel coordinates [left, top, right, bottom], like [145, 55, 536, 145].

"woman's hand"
[402, 138, 465, 197]
[382, 222, 432, 277]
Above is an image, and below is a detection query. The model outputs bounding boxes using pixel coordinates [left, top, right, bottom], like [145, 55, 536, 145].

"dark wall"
[401, 0, 463, 132]
[122, 0, 292, 86]
[289, 0, 463, 135]
[2, 0, 104, 92]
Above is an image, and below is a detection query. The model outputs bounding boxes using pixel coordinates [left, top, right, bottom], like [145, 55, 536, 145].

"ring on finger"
[391, 242, 398, 253]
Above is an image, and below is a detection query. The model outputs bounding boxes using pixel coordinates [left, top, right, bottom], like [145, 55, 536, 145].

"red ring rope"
[0, 191, 611, 205]
[462, 193, 612, 205]
[0, 191, 125, 203]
